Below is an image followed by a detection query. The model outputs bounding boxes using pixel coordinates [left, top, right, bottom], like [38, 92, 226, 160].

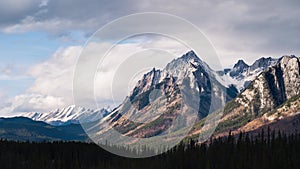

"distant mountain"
[22, 105, 110, 126]
[0, 117, 87, 142]
[217, 57, 278, 91]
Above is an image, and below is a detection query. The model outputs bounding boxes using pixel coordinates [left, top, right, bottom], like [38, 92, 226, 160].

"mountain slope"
[0, 117, 88, 141]
[213, 93, 300, 138]
[237, 94, 300, 134]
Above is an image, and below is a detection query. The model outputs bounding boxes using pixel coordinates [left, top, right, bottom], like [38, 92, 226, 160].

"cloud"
[0, 46, 81, 116]
[78, 35, 189, 108]
[26, 46, 82, 105]
[0, 63, 31, 80]
[0, 94, 64, 117]
[0, 0, 45, 25]
[0, 35, 191, 116]
[1, 0, 300, 67]
[0, 0, 135, 35]
[1, 0, 300, 116]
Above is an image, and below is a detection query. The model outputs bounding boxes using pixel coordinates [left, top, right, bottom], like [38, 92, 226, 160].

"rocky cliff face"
[192, 55, 300, 136]
[236, 55, 300, 115]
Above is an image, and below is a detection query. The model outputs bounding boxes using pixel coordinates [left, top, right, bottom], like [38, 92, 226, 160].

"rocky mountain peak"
[234, 59, 249, 69]
[164, 50, 213, 80]
[180, 50, 200, 62]
[229, 59, 249, 77]
[166, 51, 200, 69]
[249, 57, 278, 71]
[129, 51, 207, 105]
[279, 55, 298, 65]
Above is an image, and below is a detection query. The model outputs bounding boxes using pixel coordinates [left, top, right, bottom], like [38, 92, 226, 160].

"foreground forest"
[0, 130, 299, 169]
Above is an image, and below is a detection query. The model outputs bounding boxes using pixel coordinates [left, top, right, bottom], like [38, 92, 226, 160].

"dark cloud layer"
[0, 0, 300, 65]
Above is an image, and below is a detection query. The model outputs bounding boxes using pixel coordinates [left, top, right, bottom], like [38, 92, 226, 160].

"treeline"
[0, 130, 299, 169]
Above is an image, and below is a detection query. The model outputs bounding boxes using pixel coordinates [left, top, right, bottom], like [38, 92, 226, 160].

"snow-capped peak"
[233, 59, 249, 69]
[22, 105, 110, 126]
[216, 56, 279, 91]
[249, 57, 278, 71]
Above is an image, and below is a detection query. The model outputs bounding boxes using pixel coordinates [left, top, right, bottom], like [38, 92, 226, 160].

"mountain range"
[21, 105, 110, 126]
[1, 51, 299, 142]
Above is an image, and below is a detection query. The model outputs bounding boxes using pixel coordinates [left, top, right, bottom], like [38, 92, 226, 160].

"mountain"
[191, 55, 300, 137]
[0, 117, 87, 141]
[22, 105, 110, 126]
[217, 57, 278, 91]
[249, 57, 279, 71]
[229, 59, 249, 77]
[3, 51, 299, 143]
[82, 51, 239, 145]
[235, 55, 300, 115]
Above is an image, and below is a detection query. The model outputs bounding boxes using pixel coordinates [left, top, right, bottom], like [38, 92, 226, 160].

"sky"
[0, 0, 300, 116]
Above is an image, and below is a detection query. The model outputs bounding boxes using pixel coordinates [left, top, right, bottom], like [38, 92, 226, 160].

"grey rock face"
[236, 55, 300, 115]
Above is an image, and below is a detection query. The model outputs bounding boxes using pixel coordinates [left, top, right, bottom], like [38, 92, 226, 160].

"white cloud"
[0, 94, 64, 117]
[0, 46, 81, 116]
[27, 46, 82, 105]
[92, 36, 189, 108]
[0, 63, 31, 80]
[0, 35, 192, 116]
[1, 0, 299, 117]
